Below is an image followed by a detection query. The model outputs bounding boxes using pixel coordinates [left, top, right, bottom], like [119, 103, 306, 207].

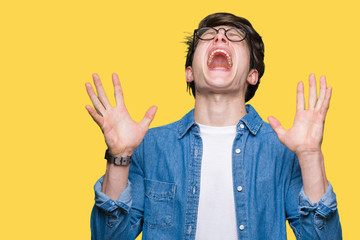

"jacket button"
[239, 225, 245, 230]
[237, 186, 243, 192]
[235, 148, 241, 154]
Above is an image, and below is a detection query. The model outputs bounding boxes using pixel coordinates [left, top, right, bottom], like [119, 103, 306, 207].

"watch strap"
[104, 149, 132, 166]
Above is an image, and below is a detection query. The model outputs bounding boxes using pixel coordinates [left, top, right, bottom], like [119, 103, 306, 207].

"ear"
[247, 69, 259, 85]
[186, 66, 194, 83]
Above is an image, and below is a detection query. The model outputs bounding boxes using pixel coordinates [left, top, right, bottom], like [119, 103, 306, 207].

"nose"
[213, 28, 228, 44]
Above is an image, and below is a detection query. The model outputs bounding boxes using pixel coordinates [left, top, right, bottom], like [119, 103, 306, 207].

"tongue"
[209, 54, 230, 69]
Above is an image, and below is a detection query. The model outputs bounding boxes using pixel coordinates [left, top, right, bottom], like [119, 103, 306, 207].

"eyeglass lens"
[197, 28, 246, 42]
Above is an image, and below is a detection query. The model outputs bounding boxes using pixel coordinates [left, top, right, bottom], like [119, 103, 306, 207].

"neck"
[194, 92, 247, 126]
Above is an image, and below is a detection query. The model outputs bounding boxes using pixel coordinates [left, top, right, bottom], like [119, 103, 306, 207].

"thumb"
[140, 106, 158, 130]
[268, 116, 286, 142]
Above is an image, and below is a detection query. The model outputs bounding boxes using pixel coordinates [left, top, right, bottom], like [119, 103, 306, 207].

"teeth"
[207, 49, 232, 67]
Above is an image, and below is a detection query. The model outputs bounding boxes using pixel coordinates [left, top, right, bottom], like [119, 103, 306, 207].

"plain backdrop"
[1, 0, 358, 239]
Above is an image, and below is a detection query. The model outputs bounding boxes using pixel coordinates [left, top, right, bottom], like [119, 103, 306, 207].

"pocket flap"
[144, 179, 176, 200]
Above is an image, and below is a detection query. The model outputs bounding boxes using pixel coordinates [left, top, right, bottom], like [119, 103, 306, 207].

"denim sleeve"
[297, 183, 342, 239]
[286, 155, 342, 240]
[90, 148, 145, 240]
[90, 176, 133, 240]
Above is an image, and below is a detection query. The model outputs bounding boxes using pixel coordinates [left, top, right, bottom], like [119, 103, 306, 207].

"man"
[86, 12, 342, 239]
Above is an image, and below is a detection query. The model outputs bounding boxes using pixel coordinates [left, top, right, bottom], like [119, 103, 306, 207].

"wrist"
[102, 164, 129, 199]
[296, 150, 328, 202]
[105, 149, 133, 166]
[296, 150, 323, 165]
[108, 148, 134, 157]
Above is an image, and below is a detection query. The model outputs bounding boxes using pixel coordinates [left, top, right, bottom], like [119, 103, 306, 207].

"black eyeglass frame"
[193, 27, 248, 43]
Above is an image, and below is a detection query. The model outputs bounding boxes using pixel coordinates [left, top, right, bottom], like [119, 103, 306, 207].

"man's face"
[186, 25, 258, 96]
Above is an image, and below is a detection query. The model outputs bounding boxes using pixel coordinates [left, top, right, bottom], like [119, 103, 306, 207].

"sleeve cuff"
[94, 175, 132, 214]
[298, 182, 338, 229]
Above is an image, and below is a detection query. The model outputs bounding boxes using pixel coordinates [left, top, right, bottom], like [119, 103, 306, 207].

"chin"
[203, 68, 237, 87]
[207, 78, 233, 88]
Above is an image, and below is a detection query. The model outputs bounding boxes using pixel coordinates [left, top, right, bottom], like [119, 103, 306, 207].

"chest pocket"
[144, 179, 176, 228]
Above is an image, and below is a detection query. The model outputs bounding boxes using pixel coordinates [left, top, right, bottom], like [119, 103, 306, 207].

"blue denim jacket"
[91, 105, 342, 240]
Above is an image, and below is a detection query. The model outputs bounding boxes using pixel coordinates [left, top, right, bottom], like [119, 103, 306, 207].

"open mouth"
[207, 48, 233, 70]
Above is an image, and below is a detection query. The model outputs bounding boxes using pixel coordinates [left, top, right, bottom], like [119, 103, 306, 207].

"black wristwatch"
[104, 149, 132, 166]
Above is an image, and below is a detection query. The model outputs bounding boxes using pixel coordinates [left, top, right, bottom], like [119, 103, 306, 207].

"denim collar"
[177, 104, 263, 139]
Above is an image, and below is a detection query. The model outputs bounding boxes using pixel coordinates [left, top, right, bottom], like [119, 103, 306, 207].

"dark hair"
[185, 12, 265, 102]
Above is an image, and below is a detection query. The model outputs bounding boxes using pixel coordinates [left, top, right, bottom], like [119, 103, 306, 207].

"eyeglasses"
[194, 27, 248, 42]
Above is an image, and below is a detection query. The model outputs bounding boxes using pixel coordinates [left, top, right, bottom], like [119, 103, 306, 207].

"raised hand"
[268, 74, 332, 156]
[268, 74, 332, 202]
[85, 73, 157, 157]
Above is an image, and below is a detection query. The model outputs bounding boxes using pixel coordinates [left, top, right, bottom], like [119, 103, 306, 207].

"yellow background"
[1, 0, 358, 239]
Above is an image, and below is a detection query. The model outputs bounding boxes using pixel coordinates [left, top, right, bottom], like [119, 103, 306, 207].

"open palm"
[268, 74, 332, 155]
[85, 73, 157, 156]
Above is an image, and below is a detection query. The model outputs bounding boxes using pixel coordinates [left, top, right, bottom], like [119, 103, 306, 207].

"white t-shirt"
[195, 123, 238, 240]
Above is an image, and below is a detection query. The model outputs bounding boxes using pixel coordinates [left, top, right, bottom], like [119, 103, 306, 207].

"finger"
[320, 87, 332, 116]
[93, 73, 112, 109]
[85, 82, 106, 115]
[296, 81, 305, 111]
[139, 106, 158, 130]
[268, 116, 286, 143]
[315, 76, 327, 111]
[112, 73, 125, 107]
[308, 73, 317, 109]
[85, 105, 104, 128]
